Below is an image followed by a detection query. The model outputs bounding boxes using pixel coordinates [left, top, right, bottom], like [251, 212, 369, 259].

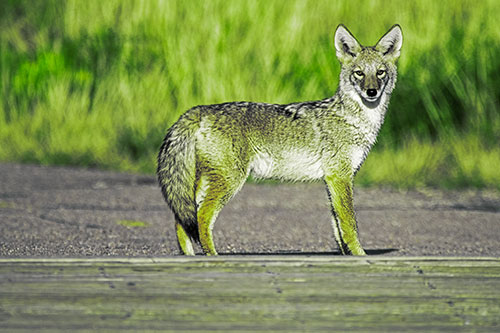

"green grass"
[0, 0, 499, 188]
[357, 137, 500, 188]
[117, 220, 149, 228]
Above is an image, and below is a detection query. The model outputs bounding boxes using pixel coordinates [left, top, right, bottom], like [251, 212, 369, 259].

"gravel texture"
[1, 163, 499, 257]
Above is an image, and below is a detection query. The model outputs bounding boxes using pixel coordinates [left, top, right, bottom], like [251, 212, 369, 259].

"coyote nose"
[366, 89, 377, 97]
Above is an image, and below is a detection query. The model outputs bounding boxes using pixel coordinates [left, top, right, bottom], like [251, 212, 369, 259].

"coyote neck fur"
[342, 88, 389, 145]
[317, 83, 391, 149]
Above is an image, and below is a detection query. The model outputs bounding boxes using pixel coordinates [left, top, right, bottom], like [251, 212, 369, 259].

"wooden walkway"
[1, 257, 499, 332]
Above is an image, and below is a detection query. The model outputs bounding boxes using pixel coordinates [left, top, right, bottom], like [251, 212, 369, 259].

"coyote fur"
[157, 24, 403, 255]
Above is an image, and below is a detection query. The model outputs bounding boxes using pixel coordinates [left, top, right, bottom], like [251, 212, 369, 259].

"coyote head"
[334, 24, 403, 107]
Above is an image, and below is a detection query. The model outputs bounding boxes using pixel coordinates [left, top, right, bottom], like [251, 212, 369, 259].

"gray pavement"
[1, 163, 499, 257]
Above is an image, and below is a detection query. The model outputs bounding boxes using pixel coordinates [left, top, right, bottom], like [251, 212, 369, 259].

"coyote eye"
[377, 69, 386, 78]
[353, 70, 364, 79]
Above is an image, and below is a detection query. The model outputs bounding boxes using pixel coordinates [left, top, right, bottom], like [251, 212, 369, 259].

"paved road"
[1, 163, 499, 257]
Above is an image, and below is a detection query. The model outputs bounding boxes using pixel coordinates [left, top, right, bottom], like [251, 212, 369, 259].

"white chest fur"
[350, 147, 368, 173]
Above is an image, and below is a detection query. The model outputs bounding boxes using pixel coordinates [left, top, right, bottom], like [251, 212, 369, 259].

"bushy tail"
[157, 111, 200, 243]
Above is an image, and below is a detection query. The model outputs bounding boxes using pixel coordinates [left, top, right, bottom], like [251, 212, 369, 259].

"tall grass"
[0, 0, 499, 188]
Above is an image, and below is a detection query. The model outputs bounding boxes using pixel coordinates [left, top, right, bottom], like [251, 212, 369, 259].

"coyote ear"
[334, 24, 362, 63]
[375, 24, 403, 61]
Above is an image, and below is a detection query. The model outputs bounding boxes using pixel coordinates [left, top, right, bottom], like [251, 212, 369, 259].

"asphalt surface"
[0, 163, 499, 257]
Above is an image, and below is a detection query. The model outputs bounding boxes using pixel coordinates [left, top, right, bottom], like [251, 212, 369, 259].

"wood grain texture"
[0, 257, 499, 332]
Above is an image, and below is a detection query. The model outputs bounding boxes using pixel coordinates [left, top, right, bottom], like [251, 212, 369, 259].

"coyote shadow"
[219, 248, 398, 256]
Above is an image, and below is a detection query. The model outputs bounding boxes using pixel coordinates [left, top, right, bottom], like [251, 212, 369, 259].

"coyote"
[158, 24, 403, 255]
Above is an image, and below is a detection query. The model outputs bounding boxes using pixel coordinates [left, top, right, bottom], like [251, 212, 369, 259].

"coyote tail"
[157, 111, 200, 243]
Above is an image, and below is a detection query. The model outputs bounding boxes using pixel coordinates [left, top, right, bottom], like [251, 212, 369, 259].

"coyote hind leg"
[196, 173, 246, 255]
[176, 221, 195, 256]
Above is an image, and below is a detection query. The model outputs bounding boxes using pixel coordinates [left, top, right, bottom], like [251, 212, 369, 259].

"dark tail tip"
[176, 214, 200, 244]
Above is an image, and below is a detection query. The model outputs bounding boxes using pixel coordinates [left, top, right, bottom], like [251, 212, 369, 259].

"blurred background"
[0, 0, 499, 188]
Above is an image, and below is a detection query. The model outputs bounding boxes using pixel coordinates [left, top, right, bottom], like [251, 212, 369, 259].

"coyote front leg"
[325, 173, 366, 255]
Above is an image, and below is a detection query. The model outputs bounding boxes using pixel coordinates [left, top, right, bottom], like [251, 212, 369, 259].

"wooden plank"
[0, 257, 499, 332]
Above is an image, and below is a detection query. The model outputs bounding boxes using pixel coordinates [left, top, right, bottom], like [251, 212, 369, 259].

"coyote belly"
[157, 24, 403, 255]
[250, 148, 324, 181]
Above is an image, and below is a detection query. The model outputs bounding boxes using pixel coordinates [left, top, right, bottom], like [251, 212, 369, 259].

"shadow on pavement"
[219, 248, 398, 256]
